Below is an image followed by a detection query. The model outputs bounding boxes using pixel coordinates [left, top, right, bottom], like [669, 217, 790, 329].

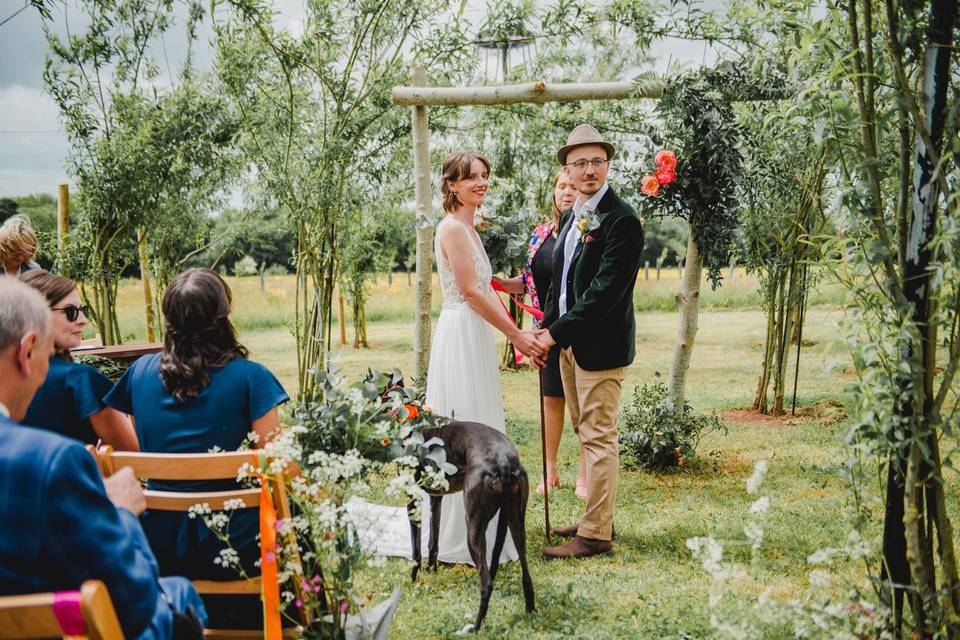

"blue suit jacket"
[0, 415, 168, 638]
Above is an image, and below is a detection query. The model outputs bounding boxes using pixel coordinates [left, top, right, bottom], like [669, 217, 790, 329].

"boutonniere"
[583, 234, 597, 244]
[576, 211, 601, 240]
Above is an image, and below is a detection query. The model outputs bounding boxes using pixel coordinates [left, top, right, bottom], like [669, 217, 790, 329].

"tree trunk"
[56, 184, 69, 264]
[136, 229, 156, 343]
[338, 287, 347, 346]
[667, 231, 702, 411]
[411, 66, 434, 385]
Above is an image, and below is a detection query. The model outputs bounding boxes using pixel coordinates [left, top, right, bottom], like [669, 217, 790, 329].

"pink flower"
[295, 599, 303, 608]
[340, 601, 349, 613]
[654, 167, 676, 186]
[265, 551, 276, 563]
[583, 234, 596, 244]
[655, 149, 677, 171]
[641, 175, 661, 197]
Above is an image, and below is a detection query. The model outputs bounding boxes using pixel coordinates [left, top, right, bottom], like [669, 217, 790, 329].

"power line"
[0, 2, 29, 29]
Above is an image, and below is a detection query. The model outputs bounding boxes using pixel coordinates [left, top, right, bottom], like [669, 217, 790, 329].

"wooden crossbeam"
[392, 79, 664, 106]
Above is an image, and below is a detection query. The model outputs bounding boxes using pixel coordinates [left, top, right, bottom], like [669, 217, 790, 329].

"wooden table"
[70, 342, 162, 362]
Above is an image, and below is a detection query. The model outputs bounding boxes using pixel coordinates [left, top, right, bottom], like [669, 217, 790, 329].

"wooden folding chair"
[95, 447, 305, 640]
[0, 580, 124, 640]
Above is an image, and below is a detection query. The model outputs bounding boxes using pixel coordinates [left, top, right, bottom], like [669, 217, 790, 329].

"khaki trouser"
[559, 347, 625, 541]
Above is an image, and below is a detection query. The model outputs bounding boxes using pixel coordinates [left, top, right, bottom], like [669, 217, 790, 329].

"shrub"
[619, 375, 726, 470]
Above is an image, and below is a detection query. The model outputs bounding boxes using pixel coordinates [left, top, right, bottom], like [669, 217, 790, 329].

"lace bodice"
[435, 216, 493, 305]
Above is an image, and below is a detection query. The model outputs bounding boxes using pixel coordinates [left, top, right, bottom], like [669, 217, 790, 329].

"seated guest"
[20, 270, 138, 450]
[0, 277, 207, 640]
[0, 215, 40, 277]
[106, 268, 288, 624]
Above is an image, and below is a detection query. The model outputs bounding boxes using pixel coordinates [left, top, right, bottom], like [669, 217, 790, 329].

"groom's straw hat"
[556, 123, 616, 165]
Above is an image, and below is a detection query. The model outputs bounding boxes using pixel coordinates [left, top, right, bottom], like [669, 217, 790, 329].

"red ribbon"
[491, 279, 544, 365]
[52, 591, 85, 637]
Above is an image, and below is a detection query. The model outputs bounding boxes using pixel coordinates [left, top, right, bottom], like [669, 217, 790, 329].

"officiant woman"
[495, 170, 587, 497]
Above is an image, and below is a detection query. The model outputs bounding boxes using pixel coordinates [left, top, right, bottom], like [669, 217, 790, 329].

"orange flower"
[655, 149, 677, 171]
[641, 175, 661, 197]
[654, 167, 676, 186]
[403, 404, 419, 420]
[381, 438, 391, 446]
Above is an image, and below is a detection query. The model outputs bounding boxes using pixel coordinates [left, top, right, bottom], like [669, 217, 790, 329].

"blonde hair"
[550, 169, 568, 230]
[439, 151, 491, 213]
[0, 215, 38, 267]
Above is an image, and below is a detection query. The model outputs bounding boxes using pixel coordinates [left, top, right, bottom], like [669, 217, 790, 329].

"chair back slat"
[0, 581, 123, 640]
[193, 577, 262, 595]
[144, 488, 261, 512]
[103, 451, 254, 480]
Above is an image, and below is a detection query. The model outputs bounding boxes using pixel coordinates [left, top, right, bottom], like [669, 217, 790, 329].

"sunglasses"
[52, 304, 88, 322]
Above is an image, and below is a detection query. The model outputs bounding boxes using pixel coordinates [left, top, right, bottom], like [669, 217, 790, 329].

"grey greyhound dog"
[407, 420, 535, 632]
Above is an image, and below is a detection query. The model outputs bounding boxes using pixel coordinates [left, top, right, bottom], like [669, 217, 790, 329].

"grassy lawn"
[109, 272, 909, 638]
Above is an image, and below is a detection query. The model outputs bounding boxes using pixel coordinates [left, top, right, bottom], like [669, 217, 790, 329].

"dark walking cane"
[539, 369, 552, 544]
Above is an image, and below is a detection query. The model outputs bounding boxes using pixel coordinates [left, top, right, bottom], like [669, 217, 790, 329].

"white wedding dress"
[347, 216, 518, 566]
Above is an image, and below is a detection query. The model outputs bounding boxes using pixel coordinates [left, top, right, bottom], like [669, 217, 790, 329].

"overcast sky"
[0, 0, 715, 199]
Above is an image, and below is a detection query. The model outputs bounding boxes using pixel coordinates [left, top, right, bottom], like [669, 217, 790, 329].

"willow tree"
[214, 0, 461, 393]
[740, 104, 828, 415]
[807, 0, 959, 632]
[41, 0, 235, 343]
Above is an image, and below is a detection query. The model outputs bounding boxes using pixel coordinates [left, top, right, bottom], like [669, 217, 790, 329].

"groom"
[534, 124, 644, 559]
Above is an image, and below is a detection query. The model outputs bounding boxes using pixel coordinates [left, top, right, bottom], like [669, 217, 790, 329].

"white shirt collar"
[0, 401, 9, 419]
[573, 182, 610, 217]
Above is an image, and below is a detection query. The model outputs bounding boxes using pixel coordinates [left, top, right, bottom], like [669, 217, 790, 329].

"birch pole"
[667, 231, 702, 410]
[411, 66, 434, 384]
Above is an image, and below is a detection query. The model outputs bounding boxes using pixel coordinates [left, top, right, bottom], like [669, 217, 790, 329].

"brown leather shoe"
[552, 521, 616, 540]
[543, 535, 613, 560]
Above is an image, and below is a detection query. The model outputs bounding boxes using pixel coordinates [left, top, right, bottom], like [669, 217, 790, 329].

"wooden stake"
[411, 66, 434, 384]
[56, 183, 69, 260]
[136, 229, 155, 342]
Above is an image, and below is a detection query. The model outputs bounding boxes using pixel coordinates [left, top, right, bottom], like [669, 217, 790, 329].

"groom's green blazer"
[541, 185, 645, 372]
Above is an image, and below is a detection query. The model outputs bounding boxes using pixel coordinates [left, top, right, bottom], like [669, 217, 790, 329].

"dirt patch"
[722, 399, 848, 428]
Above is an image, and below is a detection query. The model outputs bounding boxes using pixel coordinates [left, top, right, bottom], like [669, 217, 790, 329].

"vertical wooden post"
[136, 229, 156, 342]
[667, 232, 702, 410]
[411, 66, 434, 384]
[338, 288, 347, 346]
[56, 184, 69, 260]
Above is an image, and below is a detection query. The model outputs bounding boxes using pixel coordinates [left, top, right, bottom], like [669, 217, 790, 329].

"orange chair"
[0, 580, 124, 640]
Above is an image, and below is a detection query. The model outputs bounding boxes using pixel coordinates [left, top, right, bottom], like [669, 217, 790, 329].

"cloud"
[0, 85, 68, 197]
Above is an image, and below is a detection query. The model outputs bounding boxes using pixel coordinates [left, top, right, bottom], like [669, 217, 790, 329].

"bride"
[349, 151, 544, 566]
[425, 150, 544, 564]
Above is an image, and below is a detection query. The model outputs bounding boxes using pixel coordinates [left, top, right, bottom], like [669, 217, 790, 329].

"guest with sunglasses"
[19, 270, 139, 450]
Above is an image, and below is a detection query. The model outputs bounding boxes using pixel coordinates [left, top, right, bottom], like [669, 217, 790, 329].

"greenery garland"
[639, 63, 757, 288]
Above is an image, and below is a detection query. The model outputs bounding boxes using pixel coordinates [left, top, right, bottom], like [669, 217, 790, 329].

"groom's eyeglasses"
[52, 304, 88, 322]
[567, 158, 609, 171]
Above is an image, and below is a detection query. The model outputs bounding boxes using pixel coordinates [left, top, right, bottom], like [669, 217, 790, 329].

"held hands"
[103, 466, 147, 516]
[529, 329, 556, 369]
[511, 329, 547, 360]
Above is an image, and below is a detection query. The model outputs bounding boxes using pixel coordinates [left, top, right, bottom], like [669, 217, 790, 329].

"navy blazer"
[0, 415, 168, 638]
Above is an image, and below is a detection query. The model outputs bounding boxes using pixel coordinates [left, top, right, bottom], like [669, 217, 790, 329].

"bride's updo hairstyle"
[160, 267, 248, 402]
[439, 150, 492, 213]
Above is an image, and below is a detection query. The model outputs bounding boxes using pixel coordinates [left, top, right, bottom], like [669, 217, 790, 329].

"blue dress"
[105, 353, 289, 582]
[24, 356, 114, 445]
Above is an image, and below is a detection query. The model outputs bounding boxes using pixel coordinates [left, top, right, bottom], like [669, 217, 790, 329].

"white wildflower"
[213, 548, 240, 569]
[187, 503, 211, 519]
[746, 460, 768, 494]
[223, 498, 247, 511]
[744, 522, 764, 551]
[808, 569, 831, 588]
[749, 495, 771, 515]
[807, 547, 838, 565]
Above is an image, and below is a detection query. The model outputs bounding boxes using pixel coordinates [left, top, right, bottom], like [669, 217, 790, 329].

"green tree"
[213, 0, 464, 393]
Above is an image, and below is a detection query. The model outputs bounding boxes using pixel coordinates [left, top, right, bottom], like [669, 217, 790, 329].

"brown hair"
[0, 215, 38, 267]
[439, 151, 491, 213]
[159, 268, 248, 402]
[20, 269, 79, 358]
